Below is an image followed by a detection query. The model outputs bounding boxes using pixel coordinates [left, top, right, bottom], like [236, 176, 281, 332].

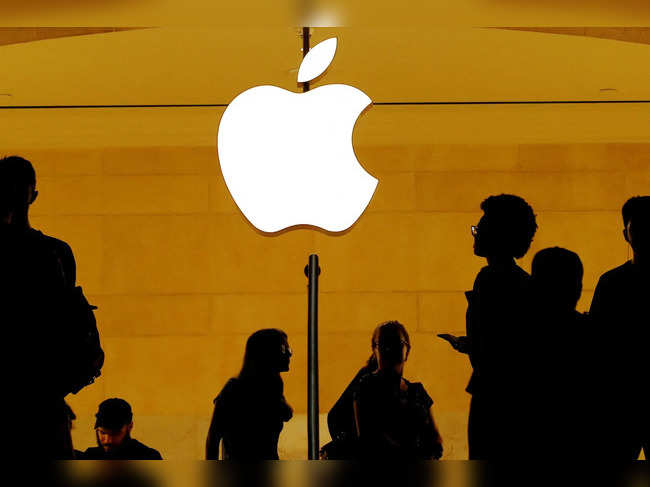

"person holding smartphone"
[439, 194, 537, 459]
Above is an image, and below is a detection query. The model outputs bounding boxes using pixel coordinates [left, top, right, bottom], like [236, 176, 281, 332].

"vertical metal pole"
[305, 254, 320, 459]
[300, 26, 319, 460]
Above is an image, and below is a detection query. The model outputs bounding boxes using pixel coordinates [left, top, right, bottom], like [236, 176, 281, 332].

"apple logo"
[217, 37, 378, 233]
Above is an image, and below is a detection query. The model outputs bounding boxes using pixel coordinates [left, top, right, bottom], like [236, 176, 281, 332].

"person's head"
[473, 194, 537, 260]
[239, 328, 291, 380]
[94, 398, 134, 453]
[0, 156, 37, 222]
[531, 247, 583, 312]
[622, 196, 650, 259]
[371, 321, 411, 372]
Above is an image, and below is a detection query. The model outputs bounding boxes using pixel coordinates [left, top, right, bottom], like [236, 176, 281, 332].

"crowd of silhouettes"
[1, 154, 647, 460]
[438, 193, 649, 460]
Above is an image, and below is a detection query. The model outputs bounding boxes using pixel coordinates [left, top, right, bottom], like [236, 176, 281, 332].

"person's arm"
[589, 277, 606, 323]
[353, 382, 398, 449]
[58, 241, 77, 288]
[206, 392, 228, 460]
[205, 404, 222, 460]
[425, 407, 443, 460]
[468, 269, 507, 376]
[328, 367, 369, 440]
[352, 398, 362, 438]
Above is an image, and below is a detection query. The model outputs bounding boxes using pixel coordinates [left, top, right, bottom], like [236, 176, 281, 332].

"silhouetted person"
[527, 247, 594, 459]
[353, 321, 443, 459]
[81, 398, 162, 460]
[206, 329, 293, 460]
[440, 194, 537, 459]
[590, 196, 649, 460]
[0, 155, 78, 458]
[321, 354, 377, 459]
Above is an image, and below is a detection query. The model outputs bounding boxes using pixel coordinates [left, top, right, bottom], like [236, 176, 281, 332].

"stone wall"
[13, 143, 649, 459]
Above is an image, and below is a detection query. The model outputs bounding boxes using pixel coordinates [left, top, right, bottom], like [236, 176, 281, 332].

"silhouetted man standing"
[528, 247, 594, 459]
[440, 194, 537, 459]
[82, 399, 162, 460]
[590, 196, 649, 460]
[0, 155, 78, 458]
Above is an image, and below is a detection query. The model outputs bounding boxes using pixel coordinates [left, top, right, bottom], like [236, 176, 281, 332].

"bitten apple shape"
[217, 37, 378, 233]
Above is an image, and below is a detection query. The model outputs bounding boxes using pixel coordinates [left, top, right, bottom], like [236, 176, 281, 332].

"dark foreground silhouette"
[441, 195, 537, 459]
[206, 329, 293, 460]
[526, 247, 596, 459]
[323, 355, 377, 459]
[352, 321, 443, 459]
[1, 155, 103, 459]
[590, 196, 649, 460]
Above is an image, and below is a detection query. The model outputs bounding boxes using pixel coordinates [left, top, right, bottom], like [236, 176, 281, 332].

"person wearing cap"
[82, 398, 162, 460]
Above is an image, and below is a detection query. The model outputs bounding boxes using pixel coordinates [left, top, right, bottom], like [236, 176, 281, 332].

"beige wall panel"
[406, 333, 473, 414]
[416, 171, 626, 212]
[12, 149, 103, 176]
[13, 142, 647, 459]
[366, 172, 417, 212]
[435, 410, 470, 460]
[605, 143, 650, 170]
[314, 213, 419, 292]
[29, 176, 57, 216]
[131, 415, 198, 460]
[415, 212, 484, 291]
[276, 414, 332, 460]
[210, 214, 315, 293]
[195, 335, 253, 418]
[102, 175, 209, 214]
[318, 333, 373, 411]
[211, 293, 305, 336]
[519, 211, 628, 292]
[102, 215, 218, 294]
[39, 149, 102, 175]
[102, 147, 215, 175]
[101, 335, 249, 417]
[320, 292, 418, 333]
[66, 377, 107, 418]
[418, 292, 470, 334]
[208, 172, 239, 214]
[625, 170, 650, 196]
[28, 154, 58, 177]
[30, 215, 103, 292]
[518, 143, 650, 172]
[354, 145, 417, 173]
[50, 176, 105, 214]
[415, 144, 520, 172]
[93, 295, 211, 337]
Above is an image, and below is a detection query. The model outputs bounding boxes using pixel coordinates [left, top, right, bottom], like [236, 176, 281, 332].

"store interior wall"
[12, 141, 648, 459]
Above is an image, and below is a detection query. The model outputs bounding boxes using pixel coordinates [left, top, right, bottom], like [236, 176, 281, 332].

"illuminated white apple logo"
[217, 37, 378, 233]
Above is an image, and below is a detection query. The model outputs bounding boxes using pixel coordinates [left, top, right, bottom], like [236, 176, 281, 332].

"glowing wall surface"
[6, 140, 646, 459]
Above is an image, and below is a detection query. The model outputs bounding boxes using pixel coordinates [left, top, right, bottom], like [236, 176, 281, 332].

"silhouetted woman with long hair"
[353, 321, 443, 459]
[206, 329, 293, 460]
